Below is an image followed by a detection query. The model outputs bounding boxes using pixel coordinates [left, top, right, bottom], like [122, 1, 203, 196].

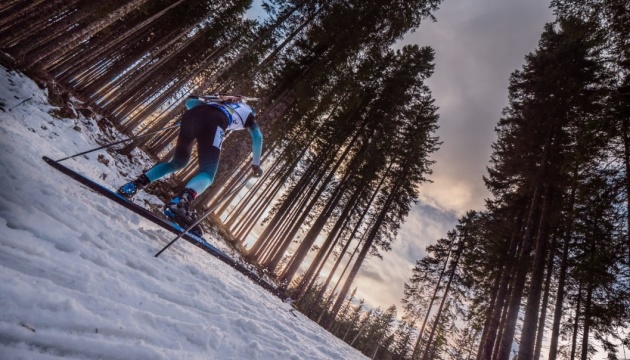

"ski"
[42, 156, 288, 301]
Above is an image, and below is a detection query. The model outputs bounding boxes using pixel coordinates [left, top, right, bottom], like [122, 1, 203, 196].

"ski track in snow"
[0, 66, 367, 360]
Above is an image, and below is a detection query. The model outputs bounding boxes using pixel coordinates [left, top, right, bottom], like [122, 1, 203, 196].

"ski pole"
[155, 175, 253, 257]
[54, 123, 181, 162]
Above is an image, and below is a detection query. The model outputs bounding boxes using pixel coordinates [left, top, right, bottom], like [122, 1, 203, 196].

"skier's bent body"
[118, 96, 263, 229]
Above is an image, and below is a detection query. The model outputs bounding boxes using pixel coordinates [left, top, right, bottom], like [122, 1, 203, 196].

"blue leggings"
[144, 106, 228, 195]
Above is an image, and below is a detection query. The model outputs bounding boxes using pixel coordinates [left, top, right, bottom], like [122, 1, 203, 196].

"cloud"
[355, 203, 458, 310]
[394, 0, 555, 216]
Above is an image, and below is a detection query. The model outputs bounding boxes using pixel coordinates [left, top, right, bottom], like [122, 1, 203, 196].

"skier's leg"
[184, 124, 223, 195]
[143, 123, 195, 182]
[117, 111, 195, 198]
[175, 107, 226, 197]
[164, 108, 226, 231]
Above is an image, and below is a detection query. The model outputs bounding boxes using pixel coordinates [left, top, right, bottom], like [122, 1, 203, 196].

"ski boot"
[164, 188, 203, 237]
[117, 174, 150, 199]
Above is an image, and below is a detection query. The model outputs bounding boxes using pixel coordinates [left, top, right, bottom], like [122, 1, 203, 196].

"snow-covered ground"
[0, 66, 367, 360]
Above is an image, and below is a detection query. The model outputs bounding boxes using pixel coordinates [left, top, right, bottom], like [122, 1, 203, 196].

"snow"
[0, 66, 367, 360]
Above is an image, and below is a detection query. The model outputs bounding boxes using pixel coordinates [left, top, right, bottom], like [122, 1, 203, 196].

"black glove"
[251, 164, 263, 178]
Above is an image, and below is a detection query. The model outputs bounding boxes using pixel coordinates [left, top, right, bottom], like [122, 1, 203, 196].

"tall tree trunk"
[52, 0, 187, 77]
[496, 128, 554, 360]
[548, 169, 577, 360]
[311, 200, 379, 322]
[580, 281, 593, 360]
[323, 184, 400, 329]
[479, 207, 525, 360]
[580, 236, 596, 360]
[518, 185, 554, 360]
[254, 154, 332, 264]
[570, 282, 583, 360]
[0, 0, 72, 46]
[492, 281, 514, 360]
[421, 233, 465, 360]
[0, 0, 35, 21]
[533, 235, 557, 360]
[265, 127, 366, 271]
[300, 166, 390, 305]
[411, 244, 453, 360]
[292, 193, 357, 301]
[278, 173, 353, 283]
[476, 270, 502, 360]
[247, 150, 328, 258]
[29, 0, 151, 67]
[622, 117, 630, 267]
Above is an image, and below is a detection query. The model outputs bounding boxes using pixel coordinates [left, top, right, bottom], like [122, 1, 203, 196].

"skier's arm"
[245, 116, 263, 167]
[185, 97, 204, 109]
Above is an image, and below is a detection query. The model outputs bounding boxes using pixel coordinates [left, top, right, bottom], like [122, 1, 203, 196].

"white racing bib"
[207, 102, 254, 131]
[213, 128, 225, 150]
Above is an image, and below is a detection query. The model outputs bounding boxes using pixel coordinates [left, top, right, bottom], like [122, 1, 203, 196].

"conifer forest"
[1, 0, 629, 359]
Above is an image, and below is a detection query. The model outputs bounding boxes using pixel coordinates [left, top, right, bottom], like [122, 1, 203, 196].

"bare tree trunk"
[249, 154, 327, 261]
[496, 128, 554, 360]
[29, 0, 151, 67]
[476, 271, 502, 360]
[53, 0, 187, 77]
[421, 231, 465, 360]
[492, 281, 513, 360]
[247, 147, 330, 257]
[225, 155, 281, 224]
[264, 143, 355, 270]
[518, 185, 554, 360]
[533, 235, 557, 360]
[82, 20, 204, 103]
[278, 173, 352, 282]
[302, 219, 351, 311]
[580, 282, 593, 360]
[292, 186, 363, 300]
[0, 0, 28, 17]
[479, 208, 524, 360]
[0, 0, 69, 44]
[310, 194, 379, 321]
[622, 117, 630, 268]
[412, 244, 453, 360]
[580, 237, 596, 360]
[264, 172, 333, 271]
[570, 282, 583, 360]
[268, 119, 369, 271]
[548, 165, 577, 360]
[15, 4, 90, 57]
[234, 172, 288, 239]
[323, 183, 400, 329]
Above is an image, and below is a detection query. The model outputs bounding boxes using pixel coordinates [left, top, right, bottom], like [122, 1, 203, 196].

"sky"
[353, 0, 556, 310]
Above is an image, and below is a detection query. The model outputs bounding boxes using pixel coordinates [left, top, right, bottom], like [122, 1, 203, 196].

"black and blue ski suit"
[143, 98, 262, 195]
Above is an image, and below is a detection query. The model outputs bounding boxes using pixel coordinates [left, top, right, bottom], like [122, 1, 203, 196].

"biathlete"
[117, 95, 263, 230]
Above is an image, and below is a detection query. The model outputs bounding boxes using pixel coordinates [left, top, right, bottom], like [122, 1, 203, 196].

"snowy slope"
[0, 66, 367, 360]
